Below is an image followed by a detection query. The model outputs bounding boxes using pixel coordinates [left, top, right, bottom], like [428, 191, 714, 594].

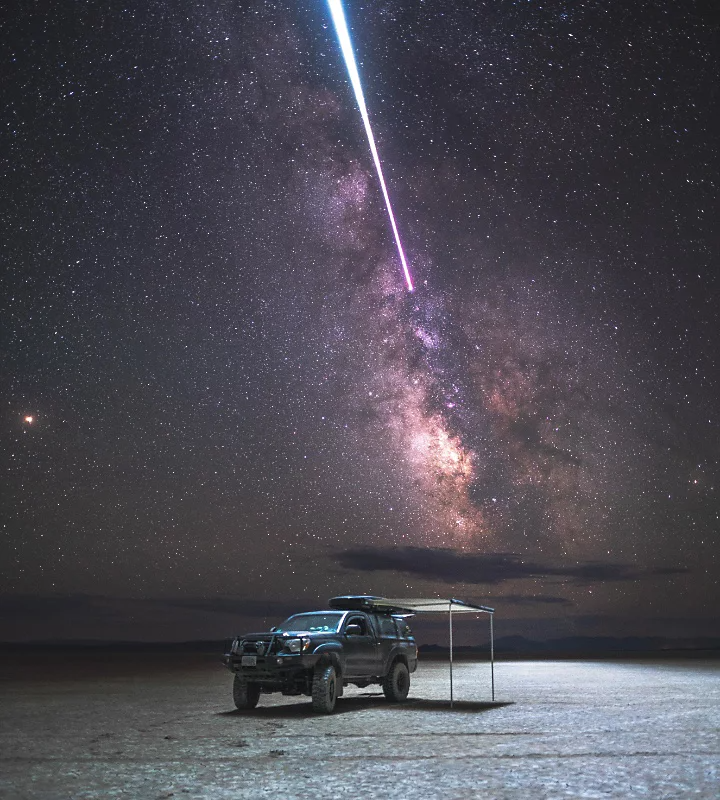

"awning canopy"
[379, 597, 494, 615]
[328, 595, 493, 615]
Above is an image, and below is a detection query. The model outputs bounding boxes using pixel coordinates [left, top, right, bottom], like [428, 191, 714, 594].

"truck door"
[342, 613, 379, 677]
[376, 614, 399, 672]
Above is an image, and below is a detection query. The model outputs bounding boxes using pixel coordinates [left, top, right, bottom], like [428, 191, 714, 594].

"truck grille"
[241, 639, 271, 655]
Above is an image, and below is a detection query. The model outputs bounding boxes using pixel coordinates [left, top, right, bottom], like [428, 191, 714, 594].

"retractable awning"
[329, 595, 496, 706]
[372, 597, 494, 615]
[382, 598, 495, 706]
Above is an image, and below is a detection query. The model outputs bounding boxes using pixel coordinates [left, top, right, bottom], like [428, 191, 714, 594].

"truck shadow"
[219, 695, 512, 718]
[400, 699, 513, 713]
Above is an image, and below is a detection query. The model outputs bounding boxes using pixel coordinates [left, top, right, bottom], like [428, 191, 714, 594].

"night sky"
[2, 0, 718, 643]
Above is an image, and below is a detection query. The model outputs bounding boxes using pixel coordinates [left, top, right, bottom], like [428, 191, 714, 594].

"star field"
[1, 0, 718, 641]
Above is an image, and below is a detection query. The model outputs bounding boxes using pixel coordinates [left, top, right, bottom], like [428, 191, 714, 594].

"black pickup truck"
[223, 596, 418, 713]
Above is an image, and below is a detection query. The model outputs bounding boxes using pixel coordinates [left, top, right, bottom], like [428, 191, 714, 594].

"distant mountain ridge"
[1, 634, 719, 655]
[420, 634, 720, 655]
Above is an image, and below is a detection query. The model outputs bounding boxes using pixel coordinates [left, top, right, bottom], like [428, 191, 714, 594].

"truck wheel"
[311, 664, 337, 713]
[383, 660, 410, 702]
[233, 675, 261, 710]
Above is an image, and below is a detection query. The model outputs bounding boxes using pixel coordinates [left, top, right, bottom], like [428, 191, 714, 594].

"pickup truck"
[223, 595, 418, 713]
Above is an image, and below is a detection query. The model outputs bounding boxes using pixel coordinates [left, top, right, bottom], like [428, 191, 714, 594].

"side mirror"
[345, 624, 362, 636]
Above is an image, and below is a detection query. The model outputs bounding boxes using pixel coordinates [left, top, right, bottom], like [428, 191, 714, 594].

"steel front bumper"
[223, 652, 322, 682]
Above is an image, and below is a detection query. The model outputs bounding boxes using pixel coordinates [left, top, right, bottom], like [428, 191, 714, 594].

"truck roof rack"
[328, 595, 384, 611]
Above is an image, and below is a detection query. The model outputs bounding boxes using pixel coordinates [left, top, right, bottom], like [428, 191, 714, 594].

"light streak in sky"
[327, 0, 414, 292]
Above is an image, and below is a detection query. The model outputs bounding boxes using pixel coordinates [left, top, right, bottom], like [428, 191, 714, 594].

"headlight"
[285, 637, 311, 653]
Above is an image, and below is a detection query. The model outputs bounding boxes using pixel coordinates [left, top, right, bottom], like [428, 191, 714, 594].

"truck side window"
[346, 615, 368, 635]
[378, 616, 397, 638]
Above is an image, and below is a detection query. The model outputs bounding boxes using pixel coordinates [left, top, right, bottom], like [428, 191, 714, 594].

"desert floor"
[0, 653, 718, 798]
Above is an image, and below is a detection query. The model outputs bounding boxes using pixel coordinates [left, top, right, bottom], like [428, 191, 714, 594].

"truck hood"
[240, 630, 327, 639]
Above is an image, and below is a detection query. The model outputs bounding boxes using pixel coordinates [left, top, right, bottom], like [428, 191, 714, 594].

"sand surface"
[0, 653, 718, 798]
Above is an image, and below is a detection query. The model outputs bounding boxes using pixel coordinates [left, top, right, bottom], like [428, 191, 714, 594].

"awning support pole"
[490, 612, 495, 702]
[449, 600, 454, 709]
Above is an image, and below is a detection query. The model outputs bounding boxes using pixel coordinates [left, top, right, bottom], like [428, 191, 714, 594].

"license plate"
[241, 655, 257, 667]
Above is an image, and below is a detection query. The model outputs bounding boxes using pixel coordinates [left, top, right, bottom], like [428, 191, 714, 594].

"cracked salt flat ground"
[0, 655, 718, 799]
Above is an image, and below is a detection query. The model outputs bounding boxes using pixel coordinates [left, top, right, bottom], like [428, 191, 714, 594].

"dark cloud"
[0, 594, 131, 621]
[335, 547, 689, 586]
[0, 595, 303, 620]
[0, 595, 310, 642]
[500, 594, 574, 607]
[160, 597, 309, 619]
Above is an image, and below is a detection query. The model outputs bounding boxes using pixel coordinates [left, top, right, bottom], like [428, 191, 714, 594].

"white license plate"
[241, 655, 257, 667]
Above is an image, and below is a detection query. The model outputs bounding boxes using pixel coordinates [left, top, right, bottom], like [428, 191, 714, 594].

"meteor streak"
[327, 0, 414, 292]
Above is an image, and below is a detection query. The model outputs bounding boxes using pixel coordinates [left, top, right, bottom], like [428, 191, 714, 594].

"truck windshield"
[275, 613, 344, 633]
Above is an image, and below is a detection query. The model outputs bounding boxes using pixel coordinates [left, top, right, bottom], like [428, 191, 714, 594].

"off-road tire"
[382, 660, 410, 702]
[233, 675, 261, 710]
[311, 664, 337, 713]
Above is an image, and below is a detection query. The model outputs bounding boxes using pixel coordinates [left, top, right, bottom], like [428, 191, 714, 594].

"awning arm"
[449, 601, 454, 708]
[448, 598, 495, 704]
[450, 597, 495, 613]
